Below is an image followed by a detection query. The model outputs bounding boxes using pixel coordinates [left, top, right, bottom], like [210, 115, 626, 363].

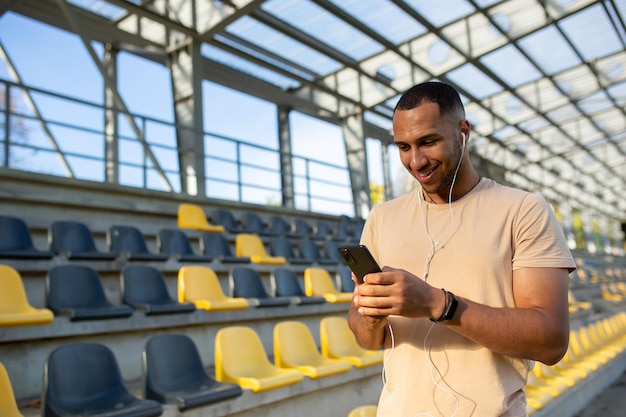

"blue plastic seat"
[0, 216, 54, 259]
[269, 215, 302, 238]
[49, 220, 116, 260]
[200, 233, 250, 263]
[299, 238, 338, 265]
[273, 268, 326, 305]
[122, 265, 195, 315]
[338, 265, 356, 292]
[43, 343, 162, 417]
[269, 236, 313, 265]
[212, 209, 252, 234]
[294, 218, 314, 237]
[231, 267, 291, 307]
[47, 265, 133, 321]
[242, 212, 275, 236]
[158, 229, 213, 262]
[109, 225, 168, 261]
[144, 334, 243, 410]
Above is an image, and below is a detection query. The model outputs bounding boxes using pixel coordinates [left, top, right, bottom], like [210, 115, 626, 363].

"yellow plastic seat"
[177, 203, 225, 233]
[0, 363, 25, 417]
[178, 265, 249, 311]
[235, 233, 286, 265]
[0, 264, 54, 327]
[215, 326, 303, 392]
[320, 316, 383, 368]
[348, 405, 377, 417]
[274, 321, 352, 379]
[304, 267, 353, 303]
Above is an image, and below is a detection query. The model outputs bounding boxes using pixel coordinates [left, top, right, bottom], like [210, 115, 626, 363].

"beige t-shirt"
[360, 178, 575, 417]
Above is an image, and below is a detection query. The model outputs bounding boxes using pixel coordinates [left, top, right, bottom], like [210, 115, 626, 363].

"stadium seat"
[212, 209, 252, 234]
[158, 229, 213, 262]
[338, 265, 356, 293]
[121, 265, 195, 315]
[269, 235, 313, 264]
[299, 238, 338, 265]
[143, 334, 243, 410]
[43, 343, 162, 417]
[242, 212, 274, 236]
[312, 219, 334, 240]
[0, 362, 25, 417]
[214, 326, 303, 392]
[347, 405, 377, 417]
[47, 265, 133, 321]
[178, 265, 249, 311]
[232, 267, 291, 307]
[49, 220, 116, 260]
[273, 268, 326, 305]
[319, 316, 383, 368]
[304, 267, 353, 303]
[269, 215, 302, 238]
[177, 203, 224, 233]
[0, 215, 54, 259]
[235, 233, 286, 264]
[0, 264, 54, 327]
[324, 239, 346, 264]
[274, 320, 352, 378]
[294, 218, 314, 237]
[200, 232, 250, 263]
[109, 225, 168, 261]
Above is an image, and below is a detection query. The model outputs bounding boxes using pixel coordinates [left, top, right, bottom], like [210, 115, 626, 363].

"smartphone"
[337, 245, 381, 284]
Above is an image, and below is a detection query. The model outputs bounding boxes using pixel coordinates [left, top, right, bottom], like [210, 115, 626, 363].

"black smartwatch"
[431, 289, 459, 322]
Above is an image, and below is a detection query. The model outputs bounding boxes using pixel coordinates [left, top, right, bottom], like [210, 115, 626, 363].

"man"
[349, 81, 575, 416]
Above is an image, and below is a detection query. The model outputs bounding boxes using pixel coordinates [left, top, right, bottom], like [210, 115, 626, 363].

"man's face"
[393, 102, 463, 200]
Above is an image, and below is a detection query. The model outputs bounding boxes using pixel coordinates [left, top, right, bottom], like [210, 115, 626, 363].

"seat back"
[44, 343, 132, 413]
[274, 321, 323, 367]
[213, 209, 239, 231]
[232, 267, 270, 299]
[215, 326, 276, 379]
[294, 219, 313, 236]
[0, 265, 36, 314]
[47, 265, 112, 309]
[304, 267, 338, 296]
[0, 216, 36, 251]
[49, 220, 98, 253]
[201, 233, 234, 257]
[320, 316, 366, 357]
[269, 215, 293, 235]
[122, 265, 174, 305]
[235, 233, 268, 258]
[242, 212, 268, 235]
[269, 236, 296, 258]
[144, 334, 208, 392]
[178, 203, 208, 229]
[299, 238, 322, 260]
[0, 363, 24, 417]
[338, 265, 355, 292]
[178, 265, 229, 303]
[109, 225, 150, 254]
[314, 220, 334, 240]
[159, 229, 194, 255]
[273, 268, 306, 297]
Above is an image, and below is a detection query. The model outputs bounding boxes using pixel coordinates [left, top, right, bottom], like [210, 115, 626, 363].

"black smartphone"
[337, 245, 381, 284]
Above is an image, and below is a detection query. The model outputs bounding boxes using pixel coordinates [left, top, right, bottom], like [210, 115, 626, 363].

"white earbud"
[461, 132, 466, 145]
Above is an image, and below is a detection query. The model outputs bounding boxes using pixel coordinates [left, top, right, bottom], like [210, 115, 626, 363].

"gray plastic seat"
[144, 334, 242, 410]
[47, 265, 133, 321]
[121, 265, 195, 315]
[158, 229, 213, 262]
[44, 343, 162, 417]
[299, 238, 338, 265]
[0, 215, 54, 259]
[200, 232, 250, 263]
[109, 225, 168, 261]
[49, 220, 116, 260]
[231, 267, 291, 307]
[269, 236, 313, 265]
[273, 268, 326, 305]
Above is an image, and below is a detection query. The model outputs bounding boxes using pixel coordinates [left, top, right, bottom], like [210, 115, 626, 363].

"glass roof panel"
[226, 16, 341, 76]
[559, 4, 623, 61]
[405, 0, 475, 27]
[480, 44, 542, 87]
[516, 78, 568, 112]
[403, 33, 467, 75]
[607, 80, 626, 106]
[552, 65, 600, 100]
[442, 13, 509, 58]
[446, 63, 503, 99]
[518, 25, 581, 75]
[577, 91, 614, 115]
[68, 0, 128, 20]
[262, 0, 384, 60]
[488, 0, 549, 38]
[201, 44, 300, 90]
[328, 0, 427, 44]
[593, 108, 626, 135]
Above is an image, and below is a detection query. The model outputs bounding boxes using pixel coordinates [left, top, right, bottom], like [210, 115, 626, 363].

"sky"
[0, 11, 406, 217]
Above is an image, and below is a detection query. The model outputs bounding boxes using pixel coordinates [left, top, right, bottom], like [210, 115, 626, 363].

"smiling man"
[348, 81, 576, 416]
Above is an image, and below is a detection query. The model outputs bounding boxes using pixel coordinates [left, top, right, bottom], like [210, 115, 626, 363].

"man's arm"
[353, 266, 570, 365]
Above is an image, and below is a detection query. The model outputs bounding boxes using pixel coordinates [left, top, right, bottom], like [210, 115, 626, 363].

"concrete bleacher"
[2, 167, 626, 417]
[0, 168, 379, 417]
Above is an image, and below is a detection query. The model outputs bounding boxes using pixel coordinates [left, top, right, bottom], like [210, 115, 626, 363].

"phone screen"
[337, 245, 381, 284]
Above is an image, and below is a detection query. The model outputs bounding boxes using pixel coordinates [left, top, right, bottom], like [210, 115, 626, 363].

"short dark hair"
[394, 81, 465, 118]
